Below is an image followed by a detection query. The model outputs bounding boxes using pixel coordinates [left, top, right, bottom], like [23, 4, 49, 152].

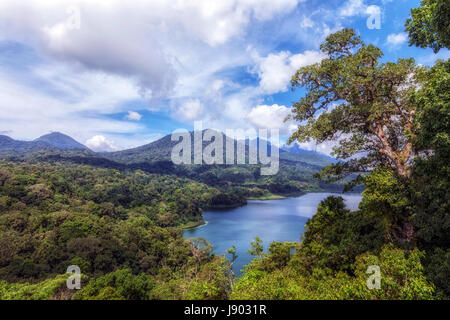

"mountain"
[106, 131, 334, 167]
[281, 143, 336, 167]
[102, 131, 344, 186]
[0, 132, 91, 158]
[34, 132, 89, 150]
[0, 130, 347, 193]
[0, 135, 52, 154]
[106, 133, 175, 163]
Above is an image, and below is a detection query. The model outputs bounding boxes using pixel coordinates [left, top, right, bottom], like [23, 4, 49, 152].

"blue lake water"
[183, 192, 362, 276]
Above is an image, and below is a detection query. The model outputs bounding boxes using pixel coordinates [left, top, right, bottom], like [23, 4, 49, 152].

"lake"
[183, 192, 362, 276]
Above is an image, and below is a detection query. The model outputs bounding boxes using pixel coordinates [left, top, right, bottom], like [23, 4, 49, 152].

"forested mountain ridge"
[105, 130, 335, 167]
[34, 132, 90, 150]
[0, 132, 90, 157]
[281, 143, 336, 167]
[0, 131, 345, 196]
[0, 130, 334, 167]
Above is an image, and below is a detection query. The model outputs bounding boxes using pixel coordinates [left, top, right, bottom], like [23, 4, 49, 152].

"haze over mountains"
[34, 132, 89, 150]
[0, 130, 346, 192]
[0, 132, 90, 154]
[0, 131, 335, 167]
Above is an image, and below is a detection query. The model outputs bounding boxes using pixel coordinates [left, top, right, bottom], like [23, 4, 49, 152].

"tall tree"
[405, 0, 450, 53]
[287, 28, 425, 181]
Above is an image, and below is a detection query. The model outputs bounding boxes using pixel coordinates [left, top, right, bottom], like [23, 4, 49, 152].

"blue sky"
[0, 0, 448, 154]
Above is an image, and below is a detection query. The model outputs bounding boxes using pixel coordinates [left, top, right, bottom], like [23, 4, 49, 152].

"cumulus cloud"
[0, 68, 142, 143]
[246, 104, 297, 134]
[172, 98, 205, 121]
[0, 0, 304, 146]
[386, 32, 408, 47]
[338, 0, 381, 22]
[126, 111, 142, 121]
[0, 0, 302, 103]
[288, 140, 337, 156]
[85, 135, 118, 152]
[300, 16, 314, 28]
[339, 0, 367, 17]
[253, 50, 326, 94]
[0, 0, 375, 151]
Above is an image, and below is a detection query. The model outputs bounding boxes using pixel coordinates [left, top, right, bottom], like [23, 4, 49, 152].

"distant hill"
[106, 131, 334, 167]
[0, 132, 90, 158]
[35, 132, 89, 150]
[281, 143, 336, 167]
[0, 135, 53, 154]
[0, 130, 348, 193]
[101, 131, 348, 192]
[106, 133, 175, 163]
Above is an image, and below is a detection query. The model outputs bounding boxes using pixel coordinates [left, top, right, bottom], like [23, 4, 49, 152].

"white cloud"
[0, 0, 308, 145]
[246, 104, 297, 134]
[126, 111, 142, 121]
[0, 0, 375, 151]
[253, 50, 326, 94]
[386, 32, 408, 47]
[300, 16, 314, 28]
[0, 0, 302, 103]
[172, 98, 205, 121]
[85, 135, 118, 152]
[0, 68, 143, 146]
[338, 0, 381, 21]
[289, 140, 336, 156]
[339, 0, 367, 17]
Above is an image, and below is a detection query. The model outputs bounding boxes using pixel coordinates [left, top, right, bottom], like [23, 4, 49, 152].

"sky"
[0, 0, 448, 154]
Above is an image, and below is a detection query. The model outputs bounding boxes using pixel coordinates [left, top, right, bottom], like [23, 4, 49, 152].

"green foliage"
[231, 20, 448, 302]
[288, 28, 425, 181]
[0, 274, 71, 300]
[0, 161, 233, 298]
[359, 168, 413, 242]
[300, 195, 389, 273]
[248, 236, 264, 258]
[73, 269, 154, 300]
[405, 0, 450, 53]
[408, 59, 450, 296]
[232, 245, 435, 300]
[226, 245, 238, 265]
[422, 248, 450, 298]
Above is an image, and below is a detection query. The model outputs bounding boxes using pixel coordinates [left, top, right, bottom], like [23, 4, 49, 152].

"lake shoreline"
[180, 219, 207, 230]
[182, 192, 363, 276]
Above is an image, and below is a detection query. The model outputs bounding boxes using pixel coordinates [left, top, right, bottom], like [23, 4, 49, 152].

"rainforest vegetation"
[0, 0, 448, 300]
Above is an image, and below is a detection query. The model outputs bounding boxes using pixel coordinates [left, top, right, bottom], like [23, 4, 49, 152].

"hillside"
[106, 131, 335, 167]
[0, 132, 89, 157]
[281, 143, 336, 167]
[0, 131, 347, 194]
[0, 135, 54, 154]
[34, 132, 89, 150]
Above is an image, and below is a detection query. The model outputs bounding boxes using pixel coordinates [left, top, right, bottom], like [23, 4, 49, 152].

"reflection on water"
[183, 192, 362, 276]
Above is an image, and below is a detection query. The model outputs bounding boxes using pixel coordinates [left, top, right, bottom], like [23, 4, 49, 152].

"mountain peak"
[0, 135, 14, 142]
[35, 132, 89, 150]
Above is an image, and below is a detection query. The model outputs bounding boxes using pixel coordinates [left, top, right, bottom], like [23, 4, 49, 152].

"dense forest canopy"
[0, 0, 448, 300]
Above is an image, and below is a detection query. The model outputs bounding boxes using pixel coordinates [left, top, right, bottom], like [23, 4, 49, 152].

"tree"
[248, 236, 264, 258]
[226, 245, 238, 290]
[410, 59, 450, 250]
[287, 28, 425, 181]
[405, 0, 450, 53]
[226, 245, 238, 267]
